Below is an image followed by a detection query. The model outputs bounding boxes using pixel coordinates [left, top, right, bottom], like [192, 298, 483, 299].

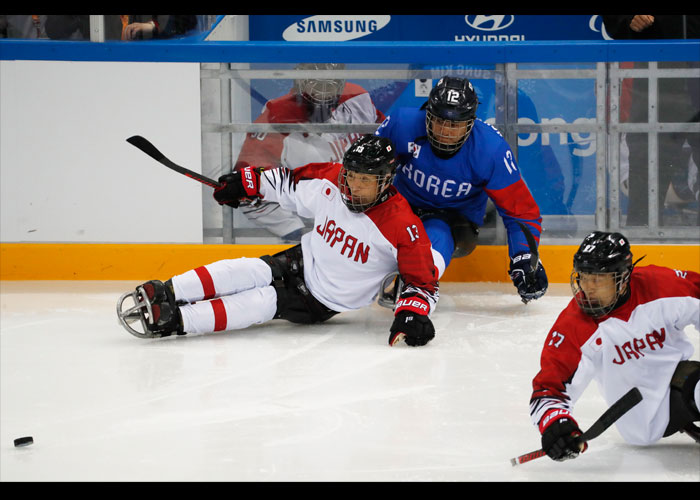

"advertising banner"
[249, 15, 611, 42]
[244, 15, 610, 219]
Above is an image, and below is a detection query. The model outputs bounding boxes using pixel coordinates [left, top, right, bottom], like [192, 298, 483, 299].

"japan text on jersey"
[257, 162, 439, 313]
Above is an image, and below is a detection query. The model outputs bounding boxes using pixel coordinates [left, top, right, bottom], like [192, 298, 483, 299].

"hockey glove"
[540, 411, 587, 461]
[388, 292, 435, 347]
[509, 252, 548, 303]
[213, 166, 261, 208]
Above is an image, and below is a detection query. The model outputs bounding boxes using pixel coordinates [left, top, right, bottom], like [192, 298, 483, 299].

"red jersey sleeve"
[365, 189, 439, 298]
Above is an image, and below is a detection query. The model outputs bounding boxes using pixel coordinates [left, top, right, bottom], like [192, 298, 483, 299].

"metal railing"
[200, 59, 699, 245]
[3, 38, 696, 244]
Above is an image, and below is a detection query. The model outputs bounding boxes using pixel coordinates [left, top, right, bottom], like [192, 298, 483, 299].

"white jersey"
[280, 131, 363, 171]
[234, 84, 385, 239]
[258, 163, 439, 313]
[530, 265, 700, 445]
[279, 93, 379, 169]
[169, 162, 438, 336]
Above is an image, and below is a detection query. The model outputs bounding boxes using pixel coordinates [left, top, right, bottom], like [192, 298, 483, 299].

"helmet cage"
[569, 231, 634, 317]
[338, 168, 394, 213]
[425, 109, 475, 155]
[570, 269, 631, 318]
[338, 135, 397, 213]
[294, 63, 346, 115]
[423, 76, 478, 155]
[297, 77, 345, 106]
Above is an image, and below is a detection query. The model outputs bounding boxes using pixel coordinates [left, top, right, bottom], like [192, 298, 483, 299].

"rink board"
[1, 242, 698, 282]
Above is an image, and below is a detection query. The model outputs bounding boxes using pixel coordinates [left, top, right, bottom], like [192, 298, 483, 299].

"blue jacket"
[376, 107, 542, 258]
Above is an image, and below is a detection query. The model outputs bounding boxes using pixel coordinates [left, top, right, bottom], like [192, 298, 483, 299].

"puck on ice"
[14, 436, 33, 447]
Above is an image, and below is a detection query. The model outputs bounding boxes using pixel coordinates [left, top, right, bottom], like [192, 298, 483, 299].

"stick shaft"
[510, 450, 545, 466]
[127, 135, 221, 188]
[578, 387, 642, 442]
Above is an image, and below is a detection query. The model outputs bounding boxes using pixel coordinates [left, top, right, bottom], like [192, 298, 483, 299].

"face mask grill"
[570, 269, 630, 317]
[297, 78, 345, 106]
[425, 109, 474, 155]
[338, 168, 393, 213]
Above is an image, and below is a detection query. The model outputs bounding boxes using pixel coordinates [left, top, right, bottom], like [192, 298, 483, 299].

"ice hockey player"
[530, 231, 700, 461]
[234, 63, 385, 242]
[375, 76, 547, 306]
[117, 135, 439, 347]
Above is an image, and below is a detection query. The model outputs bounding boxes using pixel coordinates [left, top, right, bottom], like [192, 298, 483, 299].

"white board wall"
[0, 59, 203, 243]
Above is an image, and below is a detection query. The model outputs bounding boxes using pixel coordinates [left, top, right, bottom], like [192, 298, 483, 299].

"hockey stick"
[126, 135, 222, 188]
[516, 221, 540, 304]
[510, 387, 643, 466]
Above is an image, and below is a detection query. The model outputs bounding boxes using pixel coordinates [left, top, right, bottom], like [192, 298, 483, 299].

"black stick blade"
[127, 135, 167, 163]
[580, 387, 642, 442]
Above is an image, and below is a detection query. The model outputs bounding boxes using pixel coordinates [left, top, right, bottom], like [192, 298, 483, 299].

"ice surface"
[1, 281, 698, 482]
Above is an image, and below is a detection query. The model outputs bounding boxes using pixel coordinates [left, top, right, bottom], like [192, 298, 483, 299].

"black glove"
[213, 166, 261, 208]
[541, 416, 587, 461]
[509, 252, 548, 303]
[388, 291, 435, 347]
[389, 311, 435, 347]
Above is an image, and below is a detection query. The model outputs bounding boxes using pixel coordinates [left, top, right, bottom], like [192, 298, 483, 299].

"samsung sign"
[282, 15, 391, 41]
[247, 14, 610, 217]
[251, 15, 609, 41]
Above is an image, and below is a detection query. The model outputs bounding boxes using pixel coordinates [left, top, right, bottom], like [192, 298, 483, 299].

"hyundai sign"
[250, 15, 611, 41]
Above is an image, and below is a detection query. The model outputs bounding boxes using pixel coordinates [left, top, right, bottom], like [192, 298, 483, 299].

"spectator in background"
[45, 15, 88, 40]
[45, 15, 197, 40]
[233, 63, 385, 242]
[602, 15, 700, 226]
[0, 15, 46, 38]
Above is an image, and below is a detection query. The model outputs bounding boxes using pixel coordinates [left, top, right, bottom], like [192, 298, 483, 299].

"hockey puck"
[13, 436, 33, 447]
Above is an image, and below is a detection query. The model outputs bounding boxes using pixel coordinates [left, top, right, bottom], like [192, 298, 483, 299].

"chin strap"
[631, 255, 646, 268]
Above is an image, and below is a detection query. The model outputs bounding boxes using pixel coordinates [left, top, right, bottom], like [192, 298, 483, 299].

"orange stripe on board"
[0, 243, 293, 281]
[0, 243, 698, 282]
[440, 244, 700, 283]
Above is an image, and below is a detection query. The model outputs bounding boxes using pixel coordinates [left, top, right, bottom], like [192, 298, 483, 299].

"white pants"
[170, 257, 278, 335]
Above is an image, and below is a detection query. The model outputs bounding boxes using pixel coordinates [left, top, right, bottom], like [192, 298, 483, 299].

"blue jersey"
[375, 107, 542, 261]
